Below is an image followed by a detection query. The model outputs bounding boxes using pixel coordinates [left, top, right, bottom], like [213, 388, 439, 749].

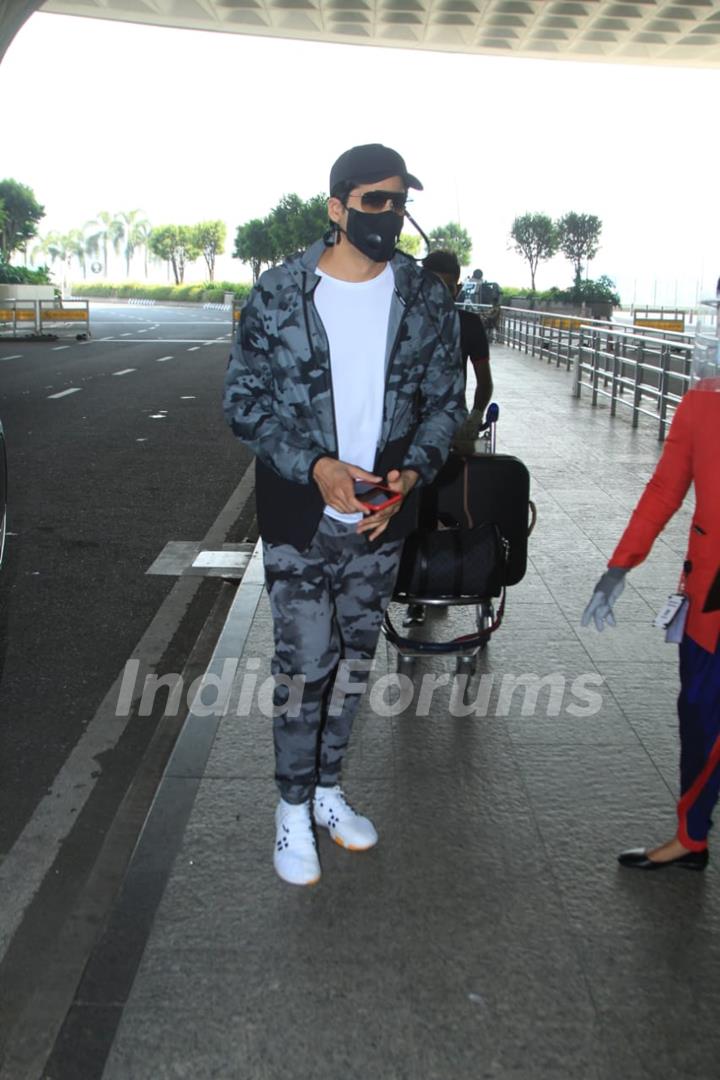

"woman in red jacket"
[582, 297, 720, 871]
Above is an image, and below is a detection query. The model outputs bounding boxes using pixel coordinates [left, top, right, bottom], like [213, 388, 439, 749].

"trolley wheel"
[397, 653, 416, 677]
[455, 654, 477, 676]
[476, 600, 494, 631]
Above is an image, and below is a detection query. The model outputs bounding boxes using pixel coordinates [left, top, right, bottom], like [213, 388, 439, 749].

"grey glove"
[581, 567, 628, 631]
[453, 408, 485, 444]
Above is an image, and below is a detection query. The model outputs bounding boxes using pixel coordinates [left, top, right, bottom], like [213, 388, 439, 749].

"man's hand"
[312, 457, 381, 515]
[356, 468, 419, 541]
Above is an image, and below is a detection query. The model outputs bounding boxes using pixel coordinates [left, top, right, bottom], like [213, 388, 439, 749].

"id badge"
[665, 597, 689, 644]
[653, 593, 686, 629]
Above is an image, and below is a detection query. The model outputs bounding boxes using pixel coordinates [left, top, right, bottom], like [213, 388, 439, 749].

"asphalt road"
[0, 301, 254, 860]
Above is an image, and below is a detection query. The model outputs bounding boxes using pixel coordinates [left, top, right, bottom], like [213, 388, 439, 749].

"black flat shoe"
[618, 847, 709, 871]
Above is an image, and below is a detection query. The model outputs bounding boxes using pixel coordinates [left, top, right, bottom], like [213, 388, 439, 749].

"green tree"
[65, 228, 90, 278]
[268, 193, 328, 260]
[193, 220, 227, 282]
[0, 179, 45, 262]
[85, 211, 124, 277]
[149, 225, 200, 284]
[234, 194, 328, 282]
[234, 217, 276, 282]
[509, 213, 558, 291]
[427, 222, 472, 266]
[556, 212, 602, 285]
[134, 219, 152, 279]
[116, 209, 151, 279]
[397, 234, 422, 258]
[32, 231, 85, 292]
[31, 231, 64, 268]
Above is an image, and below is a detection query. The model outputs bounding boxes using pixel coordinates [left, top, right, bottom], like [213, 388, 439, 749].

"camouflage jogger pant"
[263, 514, 403, 804]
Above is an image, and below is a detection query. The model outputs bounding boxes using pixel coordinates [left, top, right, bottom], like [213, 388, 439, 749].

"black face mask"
[344, 208, 403, 262]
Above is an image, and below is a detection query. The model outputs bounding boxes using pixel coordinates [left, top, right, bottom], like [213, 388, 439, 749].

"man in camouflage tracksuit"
[224, 144, 466, 885]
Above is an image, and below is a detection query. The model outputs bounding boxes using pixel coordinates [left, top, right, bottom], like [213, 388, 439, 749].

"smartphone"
[355, 483, 402, 513]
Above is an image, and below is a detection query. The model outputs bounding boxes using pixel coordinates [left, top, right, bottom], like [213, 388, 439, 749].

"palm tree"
[116, 209, 151, 279]
[65, 228, 89, 278]
[31, 231, 66, 268]
[31, 232, 77, 294]
[85, 211, 124, 278]
[134, 219, 153, 279]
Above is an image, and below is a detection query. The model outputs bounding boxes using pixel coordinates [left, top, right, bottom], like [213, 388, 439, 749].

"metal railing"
[0, 298, 91, 339]
[461, 302, 694, 441]
[573, 325, 691, 441]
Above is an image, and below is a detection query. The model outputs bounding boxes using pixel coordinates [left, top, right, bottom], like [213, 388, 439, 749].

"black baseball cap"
[329, 144, 423, 195]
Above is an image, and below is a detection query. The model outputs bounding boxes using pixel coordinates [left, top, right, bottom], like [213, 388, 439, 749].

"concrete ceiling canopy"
[2, 0, 720, 66]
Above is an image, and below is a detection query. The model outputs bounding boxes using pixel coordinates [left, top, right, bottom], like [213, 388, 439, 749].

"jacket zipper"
[379, 280, 423, 449]
[302, 273, 339, 456]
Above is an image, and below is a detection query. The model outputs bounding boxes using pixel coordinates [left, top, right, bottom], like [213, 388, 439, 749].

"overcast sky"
[2, 11, 718, 305]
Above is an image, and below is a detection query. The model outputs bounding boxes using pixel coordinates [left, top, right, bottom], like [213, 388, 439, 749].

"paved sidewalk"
[104, 347, 718, 1079]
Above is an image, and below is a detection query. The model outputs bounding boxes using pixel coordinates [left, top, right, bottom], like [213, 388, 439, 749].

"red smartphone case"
[356, 485, 402, 513]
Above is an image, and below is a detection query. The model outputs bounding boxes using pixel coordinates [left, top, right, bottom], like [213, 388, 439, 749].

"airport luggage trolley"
[382, 405, 536, 676]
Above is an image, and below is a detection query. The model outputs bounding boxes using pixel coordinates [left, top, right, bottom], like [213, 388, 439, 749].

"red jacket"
[609, 389, 720, 653]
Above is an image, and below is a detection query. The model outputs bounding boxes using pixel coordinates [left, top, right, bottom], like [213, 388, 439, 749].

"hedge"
[71, 281, 252, 303]
[0, 262, 52, 285]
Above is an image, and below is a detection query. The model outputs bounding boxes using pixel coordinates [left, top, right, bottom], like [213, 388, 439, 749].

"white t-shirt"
[314, 264, 394, 524]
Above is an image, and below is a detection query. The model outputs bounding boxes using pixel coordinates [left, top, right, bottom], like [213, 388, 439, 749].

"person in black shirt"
[403, 251, 495, 627]
[422, 250, 493, 439]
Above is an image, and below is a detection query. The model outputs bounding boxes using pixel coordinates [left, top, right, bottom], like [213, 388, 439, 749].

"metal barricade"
[0, 298, 91, 339]
[39, 299, 90, 338]
[232, 300, 244, 338]
[0, 300, 38, 336]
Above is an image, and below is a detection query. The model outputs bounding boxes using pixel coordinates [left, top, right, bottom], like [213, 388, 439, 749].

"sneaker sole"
[329, 831, 377, 852]
[274, 867, 322, 886]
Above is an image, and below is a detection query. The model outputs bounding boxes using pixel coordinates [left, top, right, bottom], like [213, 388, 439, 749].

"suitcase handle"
[528, 500, 538, 537]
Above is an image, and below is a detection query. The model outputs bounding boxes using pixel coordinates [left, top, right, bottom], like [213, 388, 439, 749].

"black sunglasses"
[348, 190, 411, 213]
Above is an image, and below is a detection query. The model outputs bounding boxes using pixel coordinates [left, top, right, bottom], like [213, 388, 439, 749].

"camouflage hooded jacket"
[223, 238, 467, 548]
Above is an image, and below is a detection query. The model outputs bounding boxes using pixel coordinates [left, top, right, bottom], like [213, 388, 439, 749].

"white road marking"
[52, 346, 70, 351]
[181, 395, 196, 399]
[99, 339, 215, 344]
[47, 388, 81, 399]
[120, 332, 132, 337]
[100, 336, 113, 341]
[112, 368, 136, 376]
[187, 346, 200, 352]
[156, 355, 173, 362]
[106, 321, 232, 326]
[1, 354, 22, 361]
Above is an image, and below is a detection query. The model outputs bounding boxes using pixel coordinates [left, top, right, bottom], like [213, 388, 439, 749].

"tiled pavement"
[99, 346, 717, 1080]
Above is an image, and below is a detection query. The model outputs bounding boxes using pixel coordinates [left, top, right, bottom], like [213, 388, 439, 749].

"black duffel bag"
[395, 522, 506, 600]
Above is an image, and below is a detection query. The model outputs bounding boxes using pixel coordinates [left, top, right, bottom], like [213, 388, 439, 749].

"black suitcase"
[423, 452, 531, 587]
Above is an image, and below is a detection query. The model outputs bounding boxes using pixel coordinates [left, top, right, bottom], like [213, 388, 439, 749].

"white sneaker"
[312, 785, 378, 851]
[274, 799, 321, 886]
